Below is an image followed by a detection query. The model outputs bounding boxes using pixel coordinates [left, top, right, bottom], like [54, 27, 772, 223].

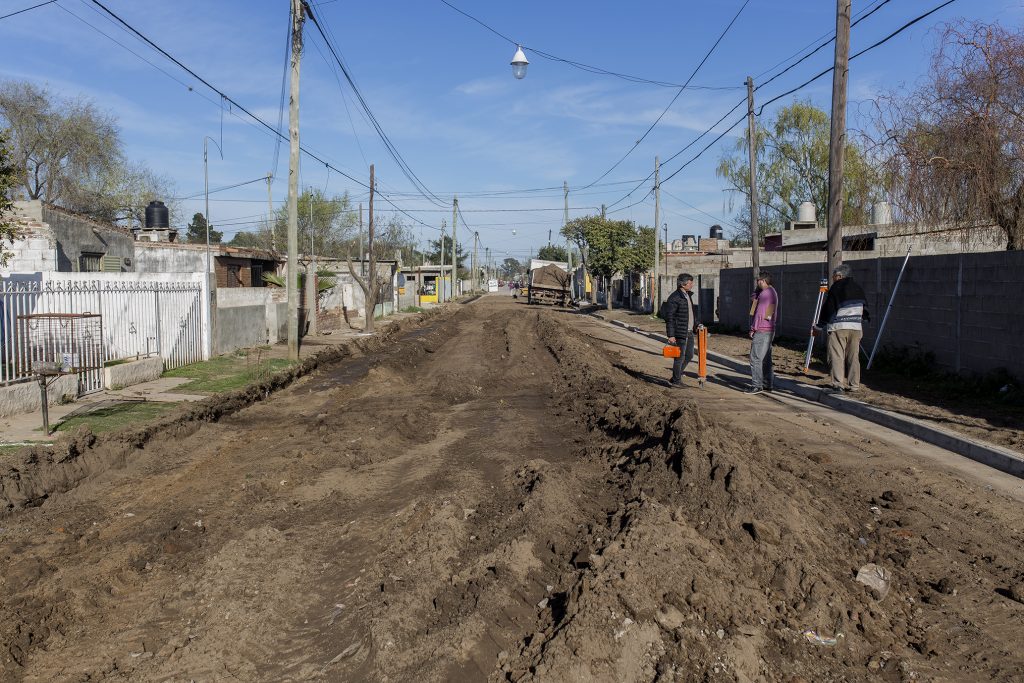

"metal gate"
[1, 279, 205, 395]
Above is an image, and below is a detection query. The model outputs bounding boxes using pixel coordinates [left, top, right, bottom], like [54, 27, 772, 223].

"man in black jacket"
[663, 273, 698, 386]
[813, 264, 870, 391]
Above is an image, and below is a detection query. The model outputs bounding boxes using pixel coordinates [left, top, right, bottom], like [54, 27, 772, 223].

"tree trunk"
[604, 276, 612, 310]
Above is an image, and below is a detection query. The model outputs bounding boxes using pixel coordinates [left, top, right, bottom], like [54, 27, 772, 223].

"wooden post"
[827, 0, 851, 277]
[286, 0, 303, 361]
[746, 76, 760, 290]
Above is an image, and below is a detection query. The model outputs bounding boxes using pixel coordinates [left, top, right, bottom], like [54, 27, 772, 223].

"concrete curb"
[592, 312, 1024, 479]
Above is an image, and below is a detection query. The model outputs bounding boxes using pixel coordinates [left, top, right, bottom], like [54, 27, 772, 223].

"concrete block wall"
[719, 251, 1024, 379]
[0, 375, 78, 419]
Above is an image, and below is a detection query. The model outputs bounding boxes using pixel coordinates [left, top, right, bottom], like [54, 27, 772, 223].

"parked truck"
[527, 259, 571, 306]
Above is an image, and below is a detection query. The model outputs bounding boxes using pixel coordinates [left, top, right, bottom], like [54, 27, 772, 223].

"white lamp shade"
[511, 45, 528, 79]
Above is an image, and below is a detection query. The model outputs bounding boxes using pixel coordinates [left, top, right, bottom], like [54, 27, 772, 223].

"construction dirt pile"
[1, 298, 1021, 682]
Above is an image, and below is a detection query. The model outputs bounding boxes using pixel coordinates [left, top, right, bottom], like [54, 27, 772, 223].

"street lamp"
[511, 45, 529, 80]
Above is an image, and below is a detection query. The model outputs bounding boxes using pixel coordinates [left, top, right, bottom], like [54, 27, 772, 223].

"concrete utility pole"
[286, 0, 303, 362]
[601, 204, 606, 219]
[653, 156, 661, 314]
[439, 220, 446, 303]
[306, 190, 317, 336]
[358, 203, 364, 278]
[664, 224, 669, 275]
[827, 0, 851, 277]
[746, 76, 761, 290]
[564, 181, 573, 298]
[267, 172, 274, 252]
[472, 231, 479, 292]
[451, 196, 458, 297]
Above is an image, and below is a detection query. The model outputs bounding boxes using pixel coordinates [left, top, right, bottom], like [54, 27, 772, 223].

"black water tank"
[709, 224, 724, 239]
[145, 200, 169, 229]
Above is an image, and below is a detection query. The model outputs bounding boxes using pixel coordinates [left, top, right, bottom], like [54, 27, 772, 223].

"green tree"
[0, 80, 174, 227]
[228, 230, 266, 249]
[717, 100, 882, 242]
[272, 187, 357, 258]
[426, 233, 468, 271]
[0, 130, 17, 267]
[499, 257, 523, 279]
[562, 216, 651, 308]
[536, 244, 569, 262]
[185, 212, 222, 244]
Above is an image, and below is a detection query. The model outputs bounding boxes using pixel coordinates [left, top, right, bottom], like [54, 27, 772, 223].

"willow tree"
[717, 100, 883, 240]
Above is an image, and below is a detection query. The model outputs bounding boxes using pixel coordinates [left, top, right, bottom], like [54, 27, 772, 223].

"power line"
[0, 0, 55, 21]
[85, 0, 372, 194]
[437, 0, 742, 91]
[660, 0, 963, 190]
[582, 0, 752, 189]
[174, 176, 270, 201]
[303, 1, 446, 207]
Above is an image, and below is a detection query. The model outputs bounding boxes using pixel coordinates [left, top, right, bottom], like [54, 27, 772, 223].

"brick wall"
[719, 251, 1024, 378]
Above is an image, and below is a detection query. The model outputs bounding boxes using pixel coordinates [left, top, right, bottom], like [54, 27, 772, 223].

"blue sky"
[0, 0, 1017, 262]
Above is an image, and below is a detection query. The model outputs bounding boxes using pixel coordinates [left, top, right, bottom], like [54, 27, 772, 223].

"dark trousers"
[671, 332, 695, 382]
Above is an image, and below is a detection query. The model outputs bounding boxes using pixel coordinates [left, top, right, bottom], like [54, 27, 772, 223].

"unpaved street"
[2, 297, 1023, 682]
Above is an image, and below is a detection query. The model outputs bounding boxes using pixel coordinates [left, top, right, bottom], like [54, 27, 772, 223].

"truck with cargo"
[527, 259, 571, 306]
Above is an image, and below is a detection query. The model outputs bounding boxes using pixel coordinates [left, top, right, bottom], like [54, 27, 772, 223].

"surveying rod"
[803, 279, 829, 373]
[697, 324, 708, 388]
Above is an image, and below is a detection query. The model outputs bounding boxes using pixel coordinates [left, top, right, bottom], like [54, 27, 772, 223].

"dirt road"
[2, 297, 1022, 682]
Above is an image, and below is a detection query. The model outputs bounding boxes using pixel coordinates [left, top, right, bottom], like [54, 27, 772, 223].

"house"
[2, 200, 135, 274]
[134, 241, 280, 287]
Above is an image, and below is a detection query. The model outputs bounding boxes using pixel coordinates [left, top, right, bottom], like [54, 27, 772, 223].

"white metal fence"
[1, 279, 204, 392]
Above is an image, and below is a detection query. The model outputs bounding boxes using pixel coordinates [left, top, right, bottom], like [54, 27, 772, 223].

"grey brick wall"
[719, 251, 1024, 379]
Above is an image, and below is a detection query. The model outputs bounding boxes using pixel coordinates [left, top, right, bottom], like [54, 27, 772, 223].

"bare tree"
[0, 130, 17, 266]
[869, 20, 1024, 249]
[347, 164, 383, 332]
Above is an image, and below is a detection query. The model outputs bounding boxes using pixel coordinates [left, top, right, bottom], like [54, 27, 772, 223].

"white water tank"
[871, 201, 892, 225]
[797, 202, 816, 223]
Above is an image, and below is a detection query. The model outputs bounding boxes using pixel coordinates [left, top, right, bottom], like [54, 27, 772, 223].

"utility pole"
[358, 203, 364, 278]
[266, 172, 274, 252]
[653, 156, 661, 314]
[286, 0, 303, 362]
[664, 224, 669, 275]
[451, 196, 458, 297]
[472, 231, 479, 292]
[601, 204, 606, 219]
[746, 76, 761, 290]
[306, 190, 317, 335]
[827, 0, 851, 277]
[439, 220, 446, 303]
[564, 181, 573, 299]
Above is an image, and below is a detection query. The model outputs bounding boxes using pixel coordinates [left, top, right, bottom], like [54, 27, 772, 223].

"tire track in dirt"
[1, 299, 1021, 682]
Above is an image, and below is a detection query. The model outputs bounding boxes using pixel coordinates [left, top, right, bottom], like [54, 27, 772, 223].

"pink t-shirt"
[751, 286, 778, 332]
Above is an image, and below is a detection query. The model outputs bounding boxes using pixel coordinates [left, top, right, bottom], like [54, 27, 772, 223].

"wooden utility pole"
[286, 0, 303, 361]
[451, 196, 458, 297]
[653, 156, 661, 314]
[600, 204, 606, 219]
[746, 76, 760, 290]
[827, 0, 851, 277]
[367, 165, 375, 330]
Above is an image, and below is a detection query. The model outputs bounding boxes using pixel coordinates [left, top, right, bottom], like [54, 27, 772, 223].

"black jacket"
[663, 288, 698, 339]
[817, 277, 870, 329]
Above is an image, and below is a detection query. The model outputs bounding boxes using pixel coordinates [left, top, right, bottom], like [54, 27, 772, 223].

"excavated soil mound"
[0, 300, 1020, 682]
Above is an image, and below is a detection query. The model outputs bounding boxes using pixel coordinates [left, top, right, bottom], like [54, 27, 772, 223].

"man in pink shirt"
[747, 270, 778, 394]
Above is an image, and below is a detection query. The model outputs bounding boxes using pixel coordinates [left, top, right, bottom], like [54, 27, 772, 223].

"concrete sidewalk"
[591, 310, 1024, 479]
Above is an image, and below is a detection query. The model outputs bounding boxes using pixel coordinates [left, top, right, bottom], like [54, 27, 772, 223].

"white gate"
[1, 279, 204, 394]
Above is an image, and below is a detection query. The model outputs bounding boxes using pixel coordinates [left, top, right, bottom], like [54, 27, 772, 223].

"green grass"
[401, 305, 425, 313]
[163, 354, 294, 394]
[50, 401, 177, 434]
